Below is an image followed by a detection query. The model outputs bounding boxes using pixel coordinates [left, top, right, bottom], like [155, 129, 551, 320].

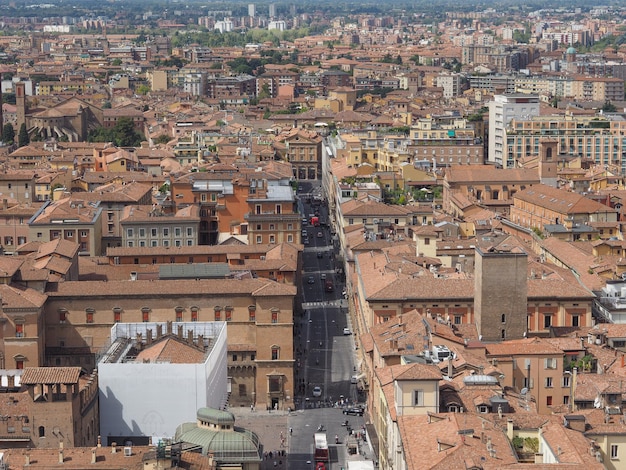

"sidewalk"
[230, 406, 290, 470]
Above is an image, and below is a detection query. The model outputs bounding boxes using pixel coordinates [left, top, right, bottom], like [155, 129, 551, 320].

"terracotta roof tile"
[21, 367, 81, 385]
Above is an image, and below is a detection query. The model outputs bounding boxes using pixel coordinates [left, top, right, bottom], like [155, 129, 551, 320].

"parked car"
[317, 231, 323, 238]
[317, 251, 323, 258]
[350, 375, 358, 384]
[343, 328, 351, 335]
[307, 276, 315, 284]
[343, 407, 364, 416]
[312, 386, 322, 397]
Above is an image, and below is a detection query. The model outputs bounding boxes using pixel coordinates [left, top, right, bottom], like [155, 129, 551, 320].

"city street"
[287, 181, 373, 469]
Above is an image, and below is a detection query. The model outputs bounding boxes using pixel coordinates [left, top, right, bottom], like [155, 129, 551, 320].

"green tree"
[154, 134, 170, 145]
[88, 117, 145, 147]
[17, 123, 29, 147]
[135, 84, 150, 95]
[602, 101, 617, 112]
[111, 58, 122, 66]
[2, 123, 14, 144]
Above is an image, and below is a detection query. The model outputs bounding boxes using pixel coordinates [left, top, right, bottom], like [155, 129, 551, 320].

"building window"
[113, 309, 122, 323]
[38, 426, 44, 437]
[454, 315, 462, 324]
[191, 307, 199, 322]
[544, 358, 557, 369]
[232, 354, 237, 362]
[271, 347, 279, 360]
[127, 228, 133, 237]
[501, 329, 506, 339]
[545, 377, 553, 388]
[572, 315, 579, 327]
[214, 307, 221, 321]
[501, 314, 506, 323]
[413, 390, 423, 406]
[249, 306, 256, 321]
[239, 384, 247, 397]
[141, 308, 150, 322]
[544, 314, 552, 328]
[175, 307, 183, 322]
[271, 309, 278, 323]
[478, 405, 489, 413]
[546, 396, 553, 406]
[611, 444, 618, 460]
[562, 376, 570, 387]
[225, 307, 233, 322]
[15, 323, 23, 338]
[256, 235, 262, 244]
[86, 308, 95, 324]
[59, 309, 67, 323]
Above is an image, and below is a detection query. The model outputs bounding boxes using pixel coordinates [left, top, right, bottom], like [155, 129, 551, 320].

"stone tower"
[538, 138, 558, 188]
[15, 82, 26, 132]
[474, 234, 528, 342]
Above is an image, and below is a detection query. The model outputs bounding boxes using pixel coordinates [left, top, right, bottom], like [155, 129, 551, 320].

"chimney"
[59, 442, 64, 464]
[156, 324, 162, 339]
[97, 435, 102, 448]
[177, 325, 183, 339]
[112, 442, 117, 454]
[447, 357, 453, 377]
[25, 455, 30, 465]
[507, 419, 513, 440]
[91, 448, 97, 464]
[2, 199, 7, 211]
[166, 321, 173, 335]
[147, 329, 153, 345]
[187, 329, 194, 344]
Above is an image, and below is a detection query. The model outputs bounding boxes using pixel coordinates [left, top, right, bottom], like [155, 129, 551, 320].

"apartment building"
[488, 94, 541, 168]
[28, 198, 103, 256]
[506, 113, 626, 172]
[485, 338, 569, 415]
[0, 172, 38, 204]
[120, 205, 200, 248]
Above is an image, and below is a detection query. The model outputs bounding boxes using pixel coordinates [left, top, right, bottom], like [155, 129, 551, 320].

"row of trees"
[2, 123, 28, 147]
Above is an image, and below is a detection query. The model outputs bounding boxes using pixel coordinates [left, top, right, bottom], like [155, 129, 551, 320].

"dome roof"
[196, 407, 235, 426]
[566, 47, 577, 54]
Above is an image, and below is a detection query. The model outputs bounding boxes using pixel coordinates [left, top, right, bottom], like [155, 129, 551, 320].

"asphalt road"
[288, 181, 371, 469]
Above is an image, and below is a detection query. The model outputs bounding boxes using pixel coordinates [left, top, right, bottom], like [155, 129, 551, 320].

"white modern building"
[248, 3, 256, 17]
[98, 321, 228, 446]
[488, 94, 540, 168]
[268, 20, 286, 31]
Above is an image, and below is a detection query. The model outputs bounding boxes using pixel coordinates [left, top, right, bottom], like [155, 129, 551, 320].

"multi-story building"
[443, 165, 540, 218]
[256, 71, 299, 98]
[28, 198, 103, 256]
[21, 367, 99, 448]
[206, 75, 256, 101]
[510, 183, 619, 235]
[120, 204, 200, 248]
[0, 172, 38, 203]
[276, 128, 323, 180]
[98, 322, 227, 445]
[44, 277, 296, 411]
[488, 94, 541, 168]
[485, 338, 569, 415]
[505, 113, 626, 173]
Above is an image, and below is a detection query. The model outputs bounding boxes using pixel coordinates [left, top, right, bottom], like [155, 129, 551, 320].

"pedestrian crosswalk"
[302, 299, 346, 309]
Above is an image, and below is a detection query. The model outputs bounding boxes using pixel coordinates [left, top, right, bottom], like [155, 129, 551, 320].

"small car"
[312, 386, 322, 397]
[316, 463, 326, 470]
[303, 238, 310, 245]
[343, 328, 351, 335]
[321, 273, 326, 280]
[317, 251, 323, 258]
[343, 407, 364, 416]
[351, 375, 358, 384]
[317, 232, 323, 238]
[307, 276, 315, 284]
